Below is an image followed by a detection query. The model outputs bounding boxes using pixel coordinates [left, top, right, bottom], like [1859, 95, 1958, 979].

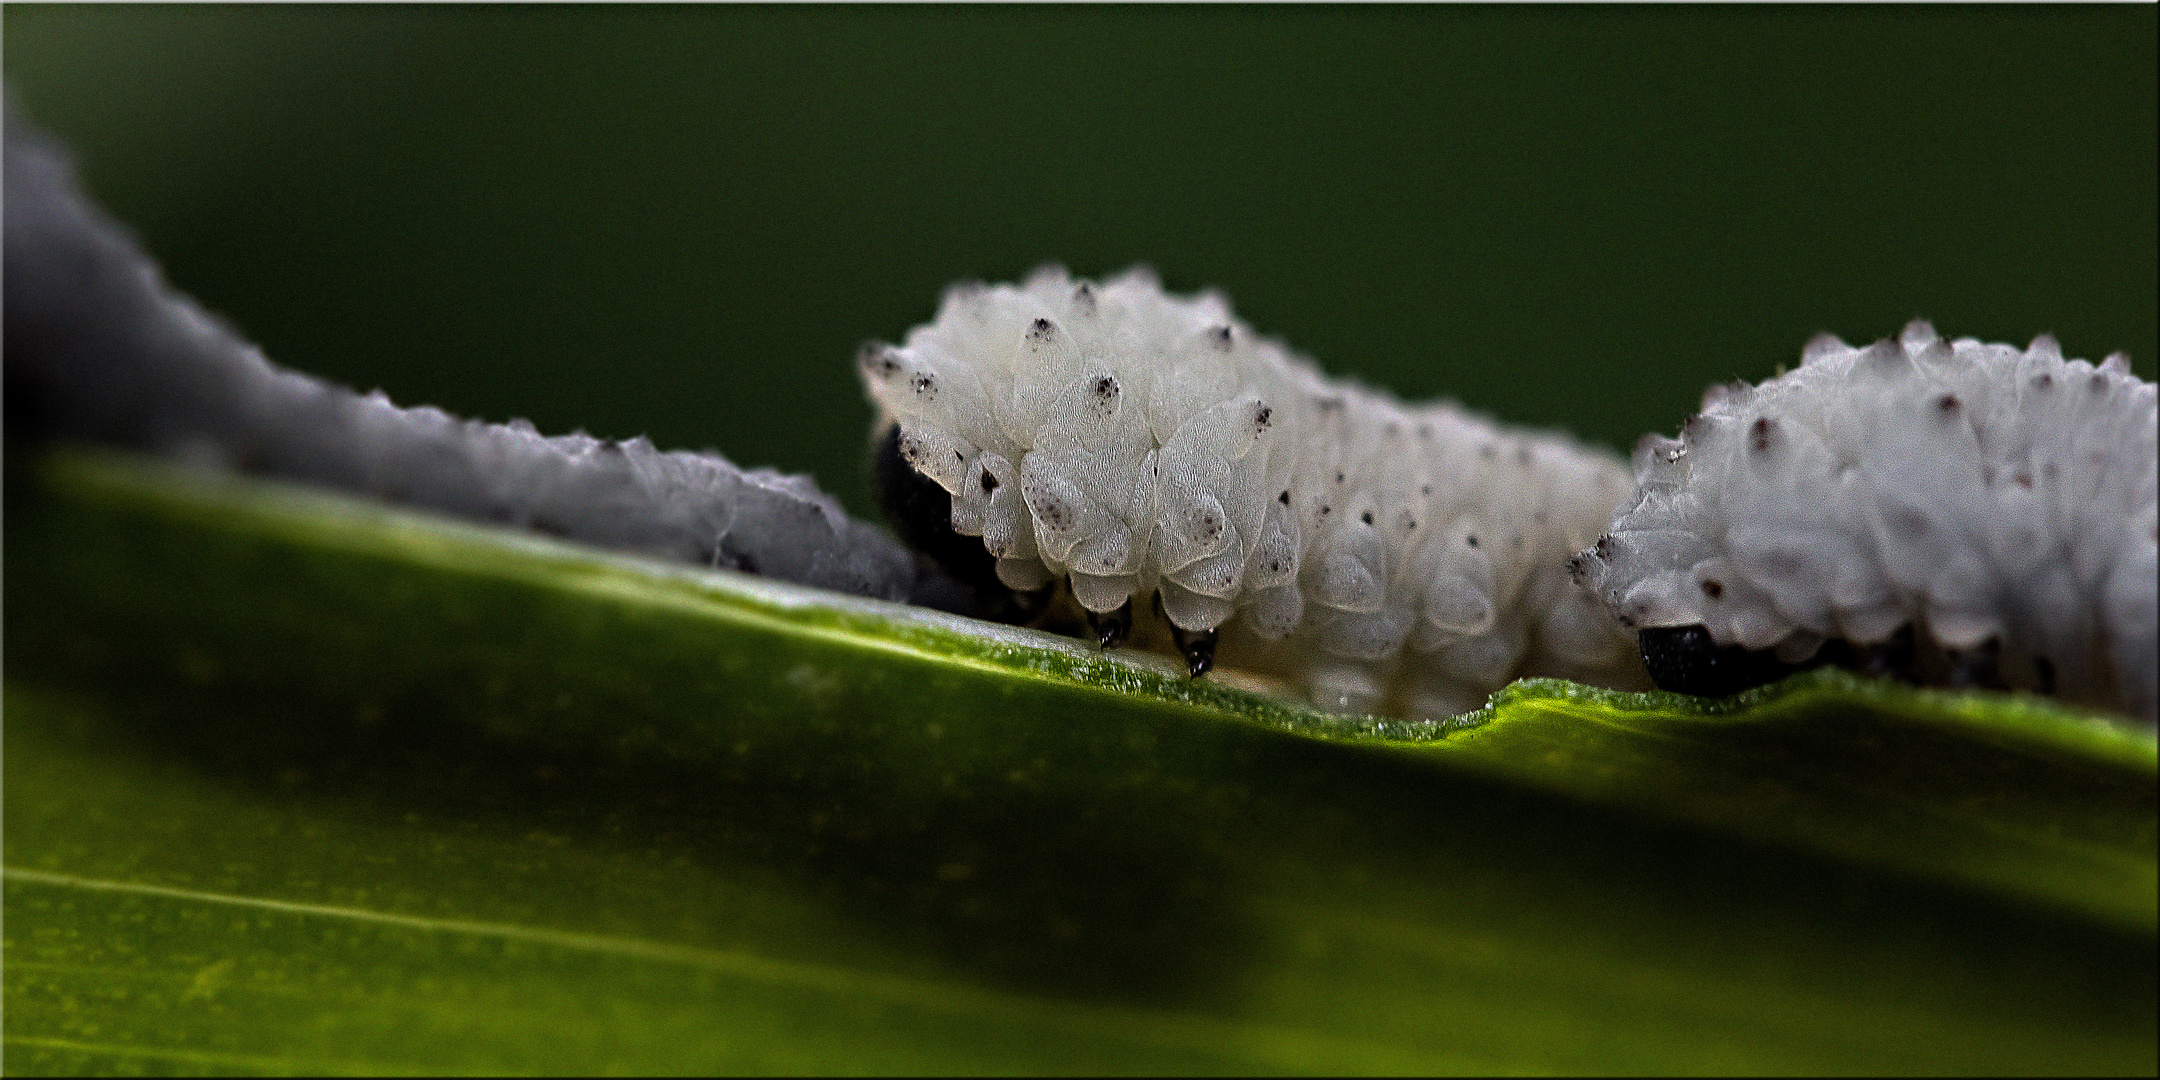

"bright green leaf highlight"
[5, 449, 2155, 1075]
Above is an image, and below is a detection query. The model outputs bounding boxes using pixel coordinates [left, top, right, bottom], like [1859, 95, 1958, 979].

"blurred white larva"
[861, 266, 1652, 719]
[1571, 321, 2158, 724]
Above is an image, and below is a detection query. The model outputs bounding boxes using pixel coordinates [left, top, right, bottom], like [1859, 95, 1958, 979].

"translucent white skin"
[1573, 321, 2158, 723]
[861, 267, 1649, 719]
[4, 110, 922, 606]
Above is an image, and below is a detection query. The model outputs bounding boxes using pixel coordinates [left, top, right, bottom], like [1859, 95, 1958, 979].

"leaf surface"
[5, 450, 2154, 1075]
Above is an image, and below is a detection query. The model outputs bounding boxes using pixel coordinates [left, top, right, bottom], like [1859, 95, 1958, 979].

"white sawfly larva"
[3, 111, 924, 606]
[860, 266, 1652, 720]
[1571, 321, 2158, 724]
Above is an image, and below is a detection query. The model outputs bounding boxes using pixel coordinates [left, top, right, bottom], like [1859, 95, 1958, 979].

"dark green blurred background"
[7, 5, 2154, 519]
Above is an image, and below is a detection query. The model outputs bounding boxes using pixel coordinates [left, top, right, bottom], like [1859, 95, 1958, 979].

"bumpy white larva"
[861, 267, 1650, 719]
[4, 112, 925, 606]
[1572, 321, 2158, 723]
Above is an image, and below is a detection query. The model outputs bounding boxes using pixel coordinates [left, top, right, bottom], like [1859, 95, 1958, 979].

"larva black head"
[1637, 624, 1807, 700]
[872, 425, 1063, 624]
[872, 423, 1002, 598]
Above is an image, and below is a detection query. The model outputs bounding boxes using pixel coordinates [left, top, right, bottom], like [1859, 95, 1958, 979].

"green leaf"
[5, 449, 2155, 1075]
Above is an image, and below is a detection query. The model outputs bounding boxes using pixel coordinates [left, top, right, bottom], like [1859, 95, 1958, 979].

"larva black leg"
[1851, 624, 1919, 683]
[1150, 590, 1218, 677]
[1008, 581, 1058, 620]
[1946, 636, 2006, 690]
[1637, 624, 1797, 699]
[1170, 624, 1219, 678]
[1086, 598, 1134, 650]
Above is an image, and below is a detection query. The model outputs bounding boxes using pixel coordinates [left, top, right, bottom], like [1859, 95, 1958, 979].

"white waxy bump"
[862, 267, 1650, 718]
[1575, 322, 2157, 723]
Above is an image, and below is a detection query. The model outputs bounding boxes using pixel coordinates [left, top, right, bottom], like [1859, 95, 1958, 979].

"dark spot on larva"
[1700, 579, 1724, 599]
[911, 373, 937, 397]
[1192, 509, 1223, 543]
[1072, 282, 1096, 313]
[1278, 490, 1290, 505]
[1252, 404, 1273, 430]
[1268, 560, 1287, 573]
[1982, 465, 1997, 488]
[2090, 373, 2109, 392]
[1937, 393, 1961, 414]
[1315, 395, 1344, 413]
[1420, 484, 1432, 496]
[1466, 535, 1480, 548]
[1479, 444, 1497, 460]
[1092, 375, 1120, 401]
[1027, 317, 1057, 344]
[1209, 325, 1234, 351]
[1534, 510, 1547, 523]
[1320, 505, 1332, 516]
[1594, 534, 1612, 558]
[2032, 655, 2057, 695]
[1751, 416, 1777, 453]
[2014, 472, 2033, 489]
[1360, 511, 1374, 526]
[858, 341, 902, 376]
[1385, 422, 1401, 437]
[2042, 462, 2060, 481]
[1516, 446, 1532, 466]
[2033, 373, 2054, 389]
[955, 450, 965, 461]
[1509, 534, 1524, 548]
[1405, 518, 1417, 529]
[1417, 424, 1434, 439]
[1335, 471, 1346, 484]
[980, 471, 999, 493]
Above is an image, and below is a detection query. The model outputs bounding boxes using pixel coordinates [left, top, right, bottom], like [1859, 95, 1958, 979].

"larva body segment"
[1572, 321, 2159, 724]
[4, 113, 925, 606]
[862, 267, 1651, 719]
